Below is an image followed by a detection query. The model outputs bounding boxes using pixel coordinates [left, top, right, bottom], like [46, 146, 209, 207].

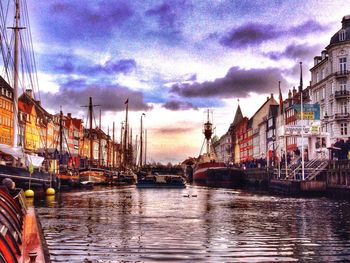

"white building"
[310, 15, 350, 145]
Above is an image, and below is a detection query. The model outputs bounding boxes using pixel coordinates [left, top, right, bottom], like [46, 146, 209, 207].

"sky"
[4, 0, 350, 163]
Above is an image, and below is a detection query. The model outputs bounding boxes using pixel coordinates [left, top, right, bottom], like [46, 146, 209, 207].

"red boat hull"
[193, 161, 226, 185]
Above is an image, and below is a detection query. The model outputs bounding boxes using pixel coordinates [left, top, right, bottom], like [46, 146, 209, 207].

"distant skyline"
[8, 1, 350, 163]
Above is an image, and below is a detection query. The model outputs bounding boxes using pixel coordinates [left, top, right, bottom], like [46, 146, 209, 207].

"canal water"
[36, 186, 350, 262]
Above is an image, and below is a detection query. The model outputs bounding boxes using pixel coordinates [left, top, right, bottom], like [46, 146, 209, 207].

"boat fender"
[46, 188, 55, 196]
[24, 189, 34, 198]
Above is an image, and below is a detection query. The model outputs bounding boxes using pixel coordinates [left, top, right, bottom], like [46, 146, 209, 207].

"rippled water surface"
[36, 186, 350, 262]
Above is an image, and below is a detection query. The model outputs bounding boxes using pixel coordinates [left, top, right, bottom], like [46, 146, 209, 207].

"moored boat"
[0, 189, 48, 262]
[136, 174, 186, 188]
[79, 167, 111, 185]
[193, 110, 226, 186]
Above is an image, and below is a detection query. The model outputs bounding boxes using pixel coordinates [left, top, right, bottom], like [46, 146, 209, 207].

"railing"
[334, 90, 350, 98]
[334, 112, 350, 119]
[335, 70, 349, 78]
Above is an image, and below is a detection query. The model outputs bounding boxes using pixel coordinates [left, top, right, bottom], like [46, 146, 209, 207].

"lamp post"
[140, 113, 146, 168]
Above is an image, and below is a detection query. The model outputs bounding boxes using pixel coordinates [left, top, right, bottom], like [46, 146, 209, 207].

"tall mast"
[12, 0, 22, 147]
[123, 99, 129, 168]
[112, 122, 115, 169]
[107, 126, 109, 168]
[98, 108, 101, 167]
[89, 97, 93, 167]
[140, 113, 145, 167]
[144, 129, 147, 165]
[204, 109, 213, 155]
[59, 109, 63, 156]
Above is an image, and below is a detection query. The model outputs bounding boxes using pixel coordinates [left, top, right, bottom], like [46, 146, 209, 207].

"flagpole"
[300, 62, 305, 181]
[280, 81, 288, 179]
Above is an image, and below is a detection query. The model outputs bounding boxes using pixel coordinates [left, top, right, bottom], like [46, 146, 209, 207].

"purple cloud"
[37, 1, 133, 43]
[220, 23, 278, 48]
[162, 100, 198, 111]
[41, 79, 151, 113]
[171, 66, 287, 98]
[220, 20, 328, 49]
[265, 43, 323, 61]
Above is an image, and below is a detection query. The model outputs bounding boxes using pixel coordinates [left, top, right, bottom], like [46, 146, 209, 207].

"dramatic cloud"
[41, 80, 152, 113]
[144, 0, 192, 42]
[171, 67, 287, 98]
[36, 1, 133, 43]
[220, 20, 329, 49]
[265, 43, 323, 62]
[152, 127, 196, 135]
[40, 52, 136, 76]
[162, 100, 198, 111]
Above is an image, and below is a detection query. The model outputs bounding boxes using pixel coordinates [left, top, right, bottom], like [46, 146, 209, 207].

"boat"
[0, 0, 57, 191]
[79, 167, 111, 185]
[193, 110, 226, 185]
[136, 174, 186, 188]
[0, 188, 48, 262]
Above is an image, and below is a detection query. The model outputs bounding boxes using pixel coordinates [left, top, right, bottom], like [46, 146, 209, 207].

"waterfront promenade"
[36, 186, 350, 262]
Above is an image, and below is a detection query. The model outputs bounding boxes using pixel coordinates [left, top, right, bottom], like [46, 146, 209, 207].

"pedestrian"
[0, 178, 16, 194]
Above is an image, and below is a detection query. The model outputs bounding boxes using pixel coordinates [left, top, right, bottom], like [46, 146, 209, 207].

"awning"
[0, 144, 25, 159]
[26, 154, 45, 167]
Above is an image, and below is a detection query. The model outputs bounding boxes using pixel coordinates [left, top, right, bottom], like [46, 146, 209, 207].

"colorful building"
[0, 77, 13, 146]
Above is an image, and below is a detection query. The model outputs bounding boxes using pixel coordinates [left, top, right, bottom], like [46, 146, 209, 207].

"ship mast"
[203, 109, 213, 155]
[123, 99, 129, 169]
[12, 0, 23, 147]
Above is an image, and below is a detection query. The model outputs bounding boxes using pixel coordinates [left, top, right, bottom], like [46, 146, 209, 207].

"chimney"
[342, 15, 350, 28]
[270, 93, 274, 99]
[288, 89, 292, 99]
[321, 50, 327, 60]
[292, 86, 296, 97]
[266, 96, 269, 101]
[67, 113, 72, 118]
[25, 89, 33, 98]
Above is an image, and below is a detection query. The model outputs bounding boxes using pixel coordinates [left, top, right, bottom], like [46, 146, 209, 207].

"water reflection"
[36, 186, 350, 262]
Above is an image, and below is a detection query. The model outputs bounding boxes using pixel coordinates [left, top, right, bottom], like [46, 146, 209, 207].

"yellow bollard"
[46, 187, 56, 196]
[25, 189, 35, 198]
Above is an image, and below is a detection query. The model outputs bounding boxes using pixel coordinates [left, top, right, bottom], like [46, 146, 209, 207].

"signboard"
[284, 125, 320, 136]
[293, 104, 320, 120]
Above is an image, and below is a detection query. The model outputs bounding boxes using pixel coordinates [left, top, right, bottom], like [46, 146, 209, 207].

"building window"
[331, 82, 334, 94]
[330, 102, 333, 116]
[341, 122, 348, 135]
[316, 72, 319, 82]
[340, 79, 347, 91]
[340, 57, 347, 73]
[321, 68, 324, 79]
[340, 100, 348, 114]
[339, 29, 346, 41]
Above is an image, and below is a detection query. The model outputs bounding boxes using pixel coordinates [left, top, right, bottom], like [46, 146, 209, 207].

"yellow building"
[0, 77, 14, 146]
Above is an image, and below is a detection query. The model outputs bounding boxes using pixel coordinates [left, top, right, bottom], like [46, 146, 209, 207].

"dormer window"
[339, 29, 346, 41]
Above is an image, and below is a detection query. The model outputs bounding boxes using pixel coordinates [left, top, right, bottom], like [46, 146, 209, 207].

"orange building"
[0, 77, 14, 146]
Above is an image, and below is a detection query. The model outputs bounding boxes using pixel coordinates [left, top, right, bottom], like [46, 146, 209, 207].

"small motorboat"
[136, 174, 186, 188]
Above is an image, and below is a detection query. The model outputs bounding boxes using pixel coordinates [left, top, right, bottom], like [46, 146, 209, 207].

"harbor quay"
[1, 0, 350, 262]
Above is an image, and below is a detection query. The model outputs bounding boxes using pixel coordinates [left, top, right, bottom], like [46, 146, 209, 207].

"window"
[321, 68, 324, 79]
[331, 82, 334, 95]
[340, 57, 347, 73]
[330, 102, 333, 116]
[339, 29, 346, 41]
[322, 86, 326, 99]
[341, 122, 348, 135]
[340, 100, 348, 114]
[316, 72, 319, 82]
[340, 79, 347, 91]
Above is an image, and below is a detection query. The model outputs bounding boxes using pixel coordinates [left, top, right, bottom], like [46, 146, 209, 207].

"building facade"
[0, 77, 13, 146]
[310, 15, 350, 145]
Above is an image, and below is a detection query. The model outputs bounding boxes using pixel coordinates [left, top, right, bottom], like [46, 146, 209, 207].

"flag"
[125, 98, 129, 104]
[298, 62, 303, 93]
[278, 81, 283, 114]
